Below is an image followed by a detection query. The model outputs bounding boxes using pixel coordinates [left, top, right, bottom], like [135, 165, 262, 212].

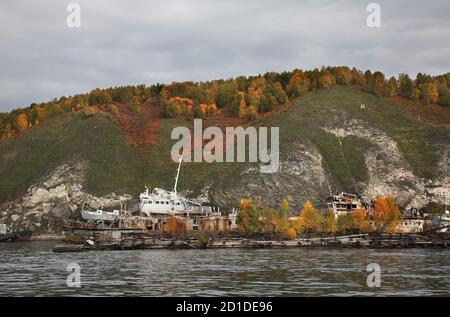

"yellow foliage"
[246, 105, 258, 120]
[385, 195, 402, 233]
[373, 195, 402, 232]
[323, 209, 337, 234]
[298, 200, 322, 233]
[17, 113, 28, 132]
[287, 227, 297, 240]
[351, 208, 370, 233]
[240, 198, 251, 210]
[319, 75, 334, 89]
[237, 199, 261, 232]
[207, 103, 217, 115]
[82, 106, 97, 117]
[35, 107, 48, 121]
[237, 91, 247, 118]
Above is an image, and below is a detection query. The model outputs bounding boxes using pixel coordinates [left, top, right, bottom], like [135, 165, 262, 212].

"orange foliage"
[374, 195, 389, 231]
[351, 208, 370, 233]
[16, 114, 28, 132]
[240, 198, 251, 210]
[286, 227, 297, 240]
[373, 195, 402, 232]
[319, 75, 334, 89]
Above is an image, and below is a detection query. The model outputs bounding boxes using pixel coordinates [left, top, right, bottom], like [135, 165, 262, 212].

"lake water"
[0, 241, 449, 296]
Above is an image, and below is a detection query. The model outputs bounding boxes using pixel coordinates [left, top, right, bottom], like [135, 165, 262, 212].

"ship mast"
[173, 154, 183, 193]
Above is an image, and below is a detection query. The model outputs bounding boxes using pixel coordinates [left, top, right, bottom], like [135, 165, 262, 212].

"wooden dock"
[53, 233, 450, 253]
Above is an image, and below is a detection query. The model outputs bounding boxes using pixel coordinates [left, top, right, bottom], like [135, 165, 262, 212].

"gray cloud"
[0, 0, 449, 111]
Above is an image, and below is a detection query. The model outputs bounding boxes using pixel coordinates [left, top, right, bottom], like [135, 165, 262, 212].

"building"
[327, 192, 363, 217]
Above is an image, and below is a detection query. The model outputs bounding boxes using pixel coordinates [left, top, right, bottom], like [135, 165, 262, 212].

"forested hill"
[1, 66, 449, 142]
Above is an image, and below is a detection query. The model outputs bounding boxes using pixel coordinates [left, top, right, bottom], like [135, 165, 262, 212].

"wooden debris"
[52, 233, 449, 253]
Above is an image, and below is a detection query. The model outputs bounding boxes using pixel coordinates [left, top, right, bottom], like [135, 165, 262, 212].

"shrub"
[246, 105, 259, 120]
[88, 89, 112, 105]
[439, 88, 450, 107]
[108, 104, 119, 115]
[82, 106, 97, 117]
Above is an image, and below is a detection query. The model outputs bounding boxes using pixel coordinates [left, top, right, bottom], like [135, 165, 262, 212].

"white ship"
[139, 156, 209, 217]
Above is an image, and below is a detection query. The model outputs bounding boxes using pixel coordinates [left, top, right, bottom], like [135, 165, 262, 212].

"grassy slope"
[267, 87, 449, 189]
[0, 114, 141, 203]
[1, 86, 449, 204]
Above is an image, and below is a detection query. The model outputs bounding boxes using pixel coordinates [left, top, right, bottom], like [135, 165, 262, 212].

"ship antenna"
[173, 153, 183, 193]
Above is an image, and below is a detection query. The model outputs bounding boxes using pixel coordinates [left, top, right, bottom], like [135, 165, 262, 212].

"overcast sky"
[0, 0, 449, 112]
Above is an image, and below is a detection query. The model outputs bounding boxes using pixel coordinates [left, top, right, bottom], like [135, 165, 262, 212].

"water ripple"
[0, 242, 449, 296]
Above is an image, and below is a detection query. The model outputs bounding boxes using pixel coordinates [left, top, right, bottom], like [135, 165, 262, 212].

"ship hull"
[0, 230, 32, 242]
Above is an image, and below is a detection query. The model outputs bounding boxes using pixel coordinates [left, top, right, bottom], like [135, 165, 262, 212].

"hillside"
[1, 86, 449, 233]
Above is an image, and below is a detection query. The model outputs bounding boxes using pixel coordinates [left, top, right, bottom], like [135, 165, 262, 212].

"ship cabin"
[139, 187, 206, 217]
[327, 192, 363, 217]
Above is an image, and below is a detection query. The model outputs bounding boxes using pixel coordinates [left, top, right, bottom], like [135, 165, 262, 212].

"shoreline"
[31, 234, 64, 241]
[52, 233, 450, 253]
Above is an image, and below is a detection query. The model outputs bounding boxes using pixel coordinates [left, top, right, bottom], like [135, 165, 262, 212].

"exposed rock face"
[209, 142, 332, 211]
[0, 159, 132, 234]
[324, 119, 450, 209]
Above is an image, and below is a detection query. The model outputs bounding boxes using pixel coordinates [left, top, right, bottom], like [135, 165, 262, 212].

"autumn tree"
[373, 195, 402, 232]
[336, 214, 352, 235]
[259, 93, 277, 112]
[88, 89, 113, 105]
[419, 82, 439, 104]
[386, 77, 398, 97]
[334, 66, 352, 86]
[318, 74, 334, 89]
[411, 87, 420, 100]
[0, 123, 13, 140]
[263, 199, 291, 236]
[70, 95, 88, 109]
[374, 195, 389, 232]
[439, 88, 450, 107]
[322, 209, 337, 235]
[415, 73, 432, 86]
[34, 106, 48, 123]
[351, 68, 366, 86]
[398, 73, 414, 98]
[372, 71, 386, 96]
[247, 87, 262, 111]
[237, 199, 261, 232]
[16, 113, 28, 132]
[270, 82, 288, 104]
[298, 200, 322, 234]
[364, 70, 374, 93]
[235, 92, 247, 118]
[246, 105, 258, 121]
[216, 83, 237, 108]
[384, 195, 402, 233]
[111, 88, 134, 104]
[351, 208, 371, 233]
[286, 70, 310, 98]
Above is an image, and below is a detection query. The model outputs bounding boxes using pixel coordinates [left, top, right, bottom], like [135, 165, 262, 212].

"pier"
[53, 233, 450, 253]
